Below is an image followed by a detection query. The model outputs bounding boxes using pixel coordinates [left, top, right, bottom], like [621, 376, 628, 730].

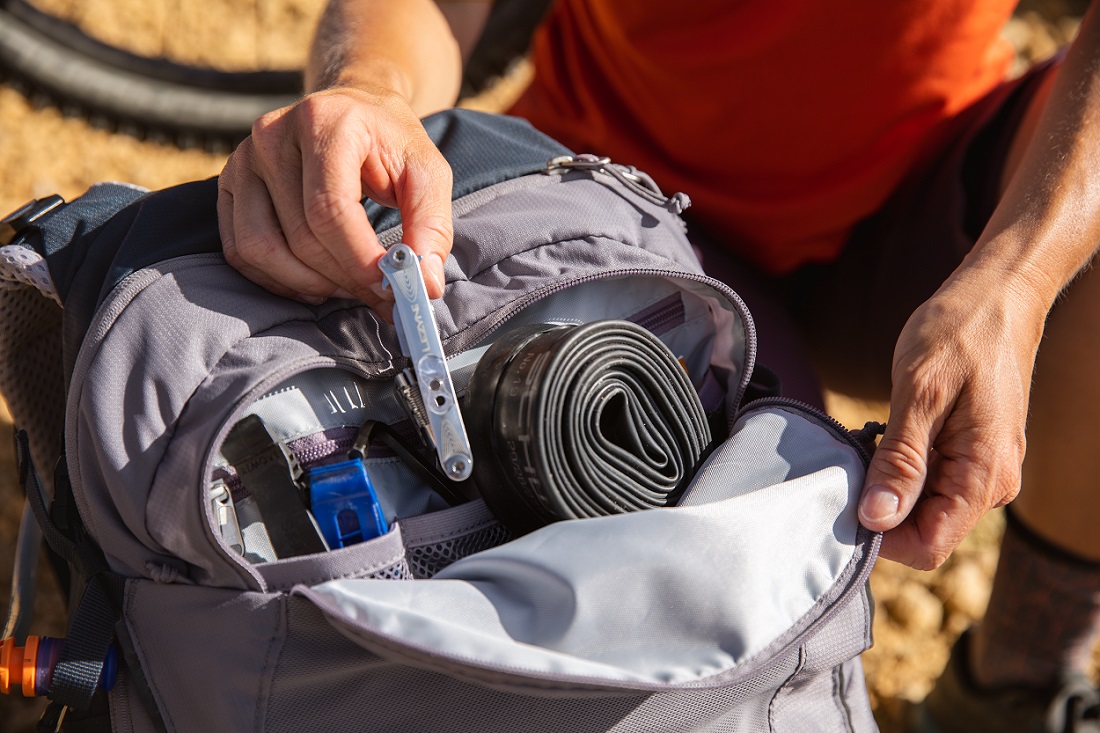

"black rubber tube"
[0, 0, 552, 146]
[465, 321, 713, 535]
[0, 1, 301, 146]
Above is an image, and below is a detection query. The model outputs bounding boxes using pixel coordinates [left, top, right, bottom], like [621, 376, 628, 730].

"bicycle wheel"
[461, 0, 554, 98]
[0, 0, 304, 149]
[0, 0, 553, 149]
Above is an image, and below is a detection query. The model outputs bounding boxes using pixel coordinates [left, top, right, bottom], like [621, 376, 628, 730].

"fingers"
[219, 147, 342, 302]
[860, 368, 1025, 570]
[859, 395, 936, 532]
[357, 110, 454, 298]
[388, 145, 454, 298]
[217, 86, 456, 310]
[874, 492, 981, 571]
[295, 97, 391, 301]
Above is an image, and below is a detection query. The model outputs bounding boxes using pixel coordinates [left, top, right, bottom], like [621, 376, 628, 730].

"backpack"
[0, 109, 882, 732]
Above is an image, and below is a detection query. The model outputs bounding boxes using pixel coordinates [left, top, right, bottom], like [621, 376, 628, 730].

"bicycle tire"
[0, 0, 552, 148]
[0, 0, 302, 149]
[461, 0, 555, 98]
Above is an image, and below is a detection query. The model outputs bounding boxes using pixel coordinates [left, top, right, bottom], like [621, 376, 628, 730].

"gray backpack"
[0, 109, 881, 732]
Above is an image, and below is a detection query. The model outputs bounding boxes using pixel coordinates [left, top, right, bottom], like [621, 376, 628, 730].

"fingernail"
[860, 484, 900, 523]
[422, 253, 446, 296]
[368, 280, 395, 302]
[296, 294, 326, 305]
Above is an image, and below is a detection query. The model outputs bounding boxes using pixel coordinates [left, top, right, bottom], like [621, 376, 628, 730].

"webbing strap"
[16, 431, 121, 712]
[47, 573, 120, 710]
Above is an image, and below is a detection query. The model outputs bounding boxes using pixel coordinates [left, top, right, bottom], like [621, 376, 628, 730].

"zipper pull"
[546, 155, 691, 214]
[546, 154, 611, 172]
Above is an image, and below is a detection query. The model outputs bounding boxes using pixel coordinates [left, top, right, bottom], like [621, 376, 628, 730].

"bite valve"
[0, 636, 118, 697]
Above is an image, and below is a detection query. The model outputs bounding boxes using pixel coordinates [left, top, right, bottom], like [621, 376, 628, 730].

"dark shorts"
[695, 58, 1060, 407]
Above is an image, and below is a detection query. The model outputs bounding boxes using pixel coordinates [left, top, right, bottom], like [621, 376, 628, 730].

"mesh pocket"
[0, 250, 65, 495]
[408, 521, 512, 579]
[367, 555, 412, 580]
[399, 500, 512, 579]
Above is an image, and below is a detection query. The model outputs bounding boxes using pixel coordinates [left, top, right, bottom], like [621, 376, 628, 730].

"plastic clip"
[307, 461, 389, 550]
[208, 480, 244, 556]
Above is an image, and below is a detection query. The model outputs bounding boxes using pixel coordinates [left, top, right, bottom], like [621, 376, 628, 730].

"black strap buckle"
[1, 194, 65, 246]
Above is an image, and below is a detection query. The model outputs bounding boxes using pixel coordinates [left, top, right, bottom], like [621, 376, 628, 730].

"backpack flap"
[298, 402, 877, 693]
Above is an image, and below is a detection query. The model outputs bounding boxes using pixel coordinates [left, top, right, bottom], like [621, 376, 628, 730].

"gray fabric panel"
[800, 581, 875, 674]
[768, 589, 877, 731]
[301, 406, 866, 690]
[265, 597, 797, 733]
[123, 579, 285, 732]
[109, 671, 162, 733]
[67, 258, 340, 586]
[769, 663, 855, 733]
[838, 657, 880, 733]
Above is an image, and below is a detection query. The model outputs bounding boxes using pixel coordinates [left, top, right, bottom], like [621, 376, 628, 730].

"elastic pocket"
[255, 523, 411, 592]
[253, 500, 512, 590]
[400, 500, 511, 579]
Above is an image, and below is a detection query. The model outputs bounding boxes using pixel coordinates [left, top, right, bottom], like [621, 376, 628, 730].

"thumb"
[859, 402, 933, 531]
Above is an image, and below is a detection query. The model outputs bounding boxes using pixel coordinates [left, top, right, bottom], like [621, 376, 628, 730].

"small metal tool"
[379, 244, 473, 481]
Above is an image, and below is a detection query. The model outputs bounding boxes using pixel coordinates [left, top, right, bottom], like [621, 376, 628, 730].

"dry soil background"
[0, 1, 1089, 731]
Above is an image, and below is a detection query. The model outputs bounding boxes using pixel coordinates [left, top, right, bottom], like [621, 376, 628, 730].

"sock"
[970, 507, 1100, 690]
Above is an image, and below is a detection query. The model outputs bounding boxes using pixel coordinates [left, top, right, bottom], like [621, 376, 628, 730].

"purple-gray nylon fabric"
[56, 168, 878, 731]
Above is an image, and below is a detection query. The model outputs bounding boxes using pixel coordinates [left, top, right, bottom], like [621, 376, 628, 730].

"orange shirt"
[509, 0, 1018, 273]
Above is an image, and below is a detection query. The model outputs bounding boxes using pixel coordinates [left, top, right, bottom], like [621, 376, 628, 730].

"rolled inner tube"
[464, 321, 713, 535]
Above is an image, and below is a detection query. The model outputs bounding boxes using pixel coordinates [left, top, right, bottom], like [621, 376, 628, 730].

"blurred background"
[0, 0, 1090, 730]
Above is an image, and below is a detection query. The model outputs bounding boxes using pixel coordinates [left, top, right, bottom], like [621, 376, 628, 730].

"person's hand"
[857, 271, 1047, 569]
[217, 85, 454, 315]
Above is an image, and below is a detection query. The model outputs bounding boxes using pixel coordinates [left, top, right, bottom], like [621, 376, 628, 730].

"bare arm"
[307, 0, 492, 112]
[860, 4, 1100, 568]
[218, 0, 491, 310]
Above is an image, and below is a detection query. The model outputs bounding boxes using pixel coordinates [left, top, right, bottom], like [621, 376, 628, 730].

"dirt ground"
[0, 1, 1089, 731]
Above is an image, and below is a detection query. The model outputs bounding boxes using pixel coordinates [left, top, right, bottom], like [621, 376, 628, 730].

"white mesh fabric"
[0, 245, 60, 304]
[0, 278, 64, 496]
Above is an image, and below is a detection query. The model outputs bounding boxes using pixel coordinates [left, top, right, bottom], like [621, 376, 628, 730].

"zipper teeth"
[294, 435, 356, 467]
[449, 267, 757, 412]
[220, 432, 401, 501]
[633, 297, 685, 334]
[739, 396, 872, 467]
